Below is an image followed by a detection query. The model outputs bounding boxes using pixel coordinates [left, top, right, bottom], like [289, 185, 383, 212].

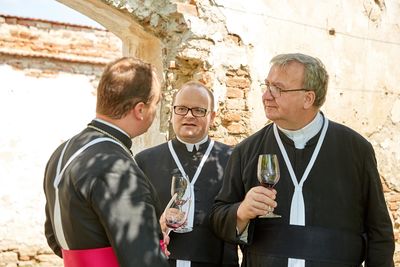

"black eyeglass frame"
[173, 105, 209, 117]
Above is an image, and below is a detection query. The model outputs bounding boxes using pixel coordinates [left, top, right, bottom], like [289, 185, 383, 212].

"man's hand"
[236, 186, 277, 233]
[159, 212, 171, 257]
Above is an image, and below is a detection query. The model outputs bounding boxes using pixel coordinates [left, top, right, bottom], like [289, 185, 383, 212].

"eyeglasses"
[261, 83, 310, 98]
[173, 106, 209, 117]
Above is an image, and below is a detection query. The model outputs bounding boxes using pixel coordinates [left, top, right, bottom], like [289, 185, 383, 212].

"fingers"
[237, 186, 278, 221]
[160, 238, 170, 257]
[159, 213, 168, 234]
[252, 185, 277, 200]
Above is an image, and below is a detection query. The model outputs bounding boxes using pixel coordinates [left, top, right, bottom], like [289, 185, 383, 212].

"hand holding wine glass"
[164, 193, 188, 233]
[257, 154, 281, 218]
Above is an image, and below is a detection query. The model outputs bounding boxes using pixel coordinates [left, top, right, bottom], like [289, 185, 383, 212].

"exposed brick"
[236, 68, 249, 77]
[35, 22, 53, 29]
[0, 16, 121, 64]
[226, 123, 247, 134]
[222, 136, 239, 146]
[386, 193, 400, 202]
[0, 251, 18, 264]
[227, 34, 241, 45]
[226, 99, 246, 110]
[18, 31, 38, 40]
[226, 76, 250, 88]
[176, 3, 198, 16]
[17, 260, 36, 266]
[226, 87, 244, 98]
[17, 20, 37, 28]
[35, 254, 62, 264]
[5, 17, 17, 24]
[389, 202, 399, 211]
[223, 112, 241, 123]
[225, 69, 236, 77]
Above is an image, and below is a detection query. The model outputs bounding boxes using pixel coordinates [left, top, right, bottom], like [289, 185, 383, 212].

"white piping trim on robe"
[53, 137, 131, 250]
[273, 117, 329, 267]
[168, 139, 214, 267]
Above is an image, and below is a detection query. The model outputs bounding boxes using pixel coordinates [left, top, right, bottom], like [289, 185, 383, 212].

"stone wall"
[92, 0, 399, 263]
[1, 0, 399, 265]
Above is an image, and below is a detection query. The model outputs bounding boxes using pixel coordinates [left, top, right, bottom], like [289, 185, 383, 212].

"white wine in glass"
[257, 154, 281, 218]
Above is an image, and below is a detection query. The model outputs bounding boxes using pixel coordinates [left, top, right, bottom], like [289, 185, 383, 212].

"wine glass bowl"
[165, 196, 188, 230]
[171, 173, 189, 202]
[165, 173, 192, 233]
[257, 154, 281, 218]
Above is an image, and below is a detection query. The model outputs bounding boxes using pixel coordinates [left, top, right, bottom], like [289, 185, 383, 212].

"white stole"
[53, 137, 130, 249]
[167, 139, 215, 267]
[273, 116, 329, 267]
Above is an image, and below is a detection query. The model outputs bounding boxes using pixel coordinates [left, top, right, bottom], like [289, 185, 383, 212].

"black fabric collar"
[87, 120, 132, 149]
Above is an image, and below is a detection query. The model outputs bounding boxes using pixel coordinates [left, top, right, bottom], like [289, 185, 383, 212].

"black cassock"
[210, 120, 394, 267]
[43, 120, 168, 267]
[135, 138, 239, 267]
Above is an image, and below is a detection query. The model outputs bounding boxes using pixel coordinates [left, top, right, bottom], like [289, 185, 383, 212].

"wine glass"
[170, 173, 190, 205]
[165, 173, 192, 233]
[257, 154, 281, 218]
[164, 194, 189, 233]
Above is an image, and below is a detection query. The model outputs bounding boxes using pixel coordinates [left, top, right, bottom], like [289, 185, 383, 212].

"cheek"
[171, 117, 181, 131]
[200, 121, 210, 131]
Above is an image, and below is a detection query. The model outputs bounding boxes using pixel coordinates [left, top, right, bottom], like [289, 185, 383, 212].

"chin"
[181, 135, 201, 143]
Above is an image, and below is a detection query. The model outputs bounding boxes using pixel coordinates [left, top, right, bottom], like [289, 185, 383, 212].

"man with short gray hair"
[211, 53, 394, 267]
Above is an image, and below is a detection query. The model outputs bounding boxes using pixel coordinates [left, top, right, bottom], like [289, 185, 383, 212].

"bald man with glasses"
[135, 81, 239, 267]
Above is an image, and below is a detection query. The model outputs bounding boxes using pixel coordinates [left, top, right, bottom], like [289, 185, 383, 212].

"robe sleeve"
[210, 147, 253, 245]
[44, 202, 62, 257]
[43, 159, 63, 258]
[363, 143, 394, 266]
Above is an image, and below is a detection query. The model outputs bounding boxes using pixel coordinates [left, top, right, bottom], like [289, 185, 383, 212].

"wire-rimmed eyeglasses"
[173, 106, 209, 117]
[261, 83, 310, 98]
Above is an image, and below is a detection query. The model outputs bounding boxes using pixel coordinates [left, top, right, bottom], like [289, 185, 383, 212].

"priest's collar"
[176, 135, 209, 152]
[89, 118, 132, 149]
[277, 112, 323, 149]
[94, 118, 130, 138]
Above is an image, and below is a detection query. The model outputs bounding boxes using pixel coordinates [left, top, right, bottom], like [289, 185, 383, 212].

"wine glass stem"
[166, 228, 172, 236]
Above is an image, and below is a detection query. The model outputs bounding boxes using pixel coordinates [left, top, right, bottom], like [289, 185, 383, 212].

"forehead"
[267, 61, 305, 84]
[174, 86, 210, 107]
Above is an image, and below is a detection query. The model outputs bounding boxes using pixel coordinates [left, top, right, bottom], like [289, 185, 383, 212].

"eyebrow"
[175, 105, 208, 109]
[265, 80, 285, 88]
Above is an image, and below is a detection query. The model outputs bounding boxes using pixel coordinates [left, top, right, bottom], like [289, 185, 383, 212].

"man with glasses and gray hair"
[210, 53, 394, 267]
[135, 81, 239, 267]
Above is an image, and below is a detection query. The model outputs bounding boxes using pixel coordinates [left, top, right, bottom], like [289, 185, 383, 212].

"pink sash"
[62, 247, 119, 267]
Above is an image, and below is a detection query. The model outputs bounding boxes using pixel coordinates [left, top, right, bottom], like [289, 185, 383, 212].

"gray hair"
[270, 53, 329, 107]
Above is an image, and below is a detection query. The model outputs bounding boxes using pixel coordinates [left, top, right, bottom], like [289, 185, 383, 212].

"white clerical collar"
[277, 112, 323, 149]
[176, 135, 209, 152]
[93, 118, 131, 139]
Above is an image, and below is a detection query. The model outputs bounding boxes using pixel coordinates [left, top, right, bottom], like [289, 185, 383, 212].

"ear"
[132, 102, 145, 121]
[303, 91, 316, 109]
[209, 111, 217, 126]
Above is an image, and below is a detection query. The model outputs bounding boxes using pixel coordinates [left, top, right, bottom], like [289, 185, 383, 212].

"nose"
[262, 88, 274, 101]
[184, 109, 196, 118]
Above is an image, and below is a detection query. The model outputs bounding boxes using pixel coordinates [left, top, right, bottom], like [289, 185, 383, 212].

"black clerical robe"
[210, 121, 394, 267]
[43, 120, 168, 267]
[135, 138, 239, 267]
